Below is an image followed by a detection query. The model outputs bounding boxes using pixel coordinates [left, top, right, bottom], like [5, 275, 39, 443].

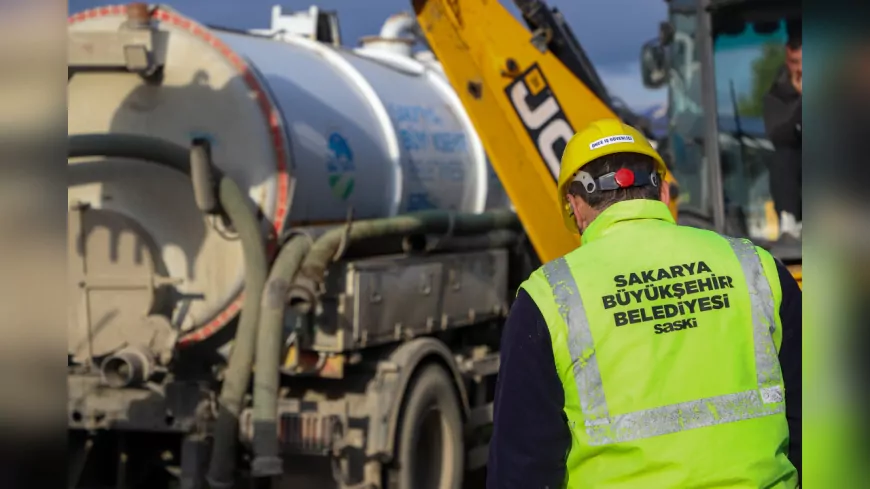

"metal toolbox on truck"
[311, 249, 509, 352]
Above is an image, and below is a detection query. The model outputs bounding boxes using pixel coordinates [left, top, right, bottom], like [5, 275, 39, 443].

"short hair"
[567, 152, 662, 211]
[785, 20, 802, 50]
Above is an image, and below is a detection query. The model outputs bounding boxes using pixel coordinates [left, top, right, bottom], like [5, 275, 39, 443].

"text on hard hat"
[589, 134, 635, 150]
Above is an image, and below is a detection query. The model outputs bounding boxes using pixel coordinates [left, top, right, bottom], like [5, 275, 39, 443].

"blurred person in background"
[762, 24, 802, 242]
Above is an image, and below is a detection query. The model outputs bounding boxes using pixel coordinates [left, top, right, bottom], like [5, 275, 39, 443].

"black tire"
[385, 364, 464, 489]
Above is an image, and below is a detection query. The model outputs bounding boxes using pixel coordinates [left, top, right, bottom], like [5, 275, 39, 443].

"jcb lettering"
[509, 82, 558, 130]
[538, 118, 574, 176]
[505, 64, 575, 181]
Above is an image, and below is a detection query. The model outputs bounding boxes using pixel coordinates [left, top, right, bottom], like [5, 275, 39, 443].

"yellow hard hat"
[558, 118, 668, 230]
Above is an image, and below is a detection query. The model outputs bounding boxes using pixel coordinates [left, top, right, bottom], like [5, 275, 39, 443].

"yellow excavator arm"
[412, 0, 678, 263]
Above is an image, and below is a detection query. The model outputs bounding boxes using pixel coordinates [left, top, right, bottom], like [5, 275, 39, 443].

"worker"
[762, 24, 802, 242]
[486, 119, 802, 488]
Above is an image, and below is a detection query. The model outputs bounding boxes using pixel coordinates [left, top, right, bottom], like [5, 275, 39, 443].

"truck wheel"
[386, 364, 464, 489]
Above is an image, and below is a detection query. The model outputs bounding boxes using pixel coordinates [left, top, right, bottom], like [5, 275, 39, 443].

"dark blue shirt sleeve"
[775, 261, 801, 480]
[487, 289, 571, 489]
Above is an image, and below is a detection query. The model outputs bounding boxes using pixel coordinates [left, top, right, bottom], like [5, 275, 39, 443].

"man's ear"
[567, 193, 588, 229]
[567, 193, 581, 217]
[660, 179, 671, 207]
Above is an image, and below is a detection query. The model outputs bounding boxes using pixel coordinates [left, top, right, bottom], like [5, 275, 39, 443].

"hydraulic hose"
[69, 133, 192, 174]
[299, 209, 520, 283]
[206, 176, 268, 489]
[251, 234, 311, 478]
[426, 228, 520, 251]
[68, 133, 269, 489]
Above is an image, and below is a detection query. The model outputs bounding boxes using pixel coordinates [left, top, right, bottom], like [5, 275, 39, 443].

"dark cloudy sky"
[68, 0, 668, 109]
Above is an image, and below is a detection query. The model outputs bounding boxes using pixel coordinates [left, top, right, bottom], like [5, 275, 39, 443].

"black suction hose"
[299, 209, 520, 283]
[69, 133, 268, 489]
[69, 133, 192, 174]
[251, 234, 311, 477]
[206, 176, 268, 489]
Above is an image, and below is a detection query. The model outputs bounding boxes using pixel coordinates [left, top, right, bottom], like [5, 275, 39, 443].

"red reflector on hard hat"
[614, 168, 635, 188]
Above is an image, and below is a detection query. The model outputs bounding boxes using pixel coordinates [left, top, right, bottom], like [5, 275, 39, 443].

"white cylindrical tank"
[67, 5, 509, 346]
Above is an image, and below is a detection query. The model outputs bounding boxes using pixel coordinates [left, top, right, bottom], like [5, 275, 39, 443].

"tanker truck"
[67, 4, 522, 489]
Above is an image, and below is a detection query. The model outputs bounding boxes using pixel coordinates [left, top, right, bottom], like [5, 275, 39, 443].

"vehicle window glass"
[667, 11, 708, 219]
[714, 20, 788, 241]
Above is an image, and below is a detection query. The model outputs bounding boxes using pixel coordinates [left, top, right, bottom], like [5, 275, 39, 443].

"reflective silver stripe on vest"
[724, 237, 784, 401]
[544, 258, 611, 425]
[542, 238, 784, 446]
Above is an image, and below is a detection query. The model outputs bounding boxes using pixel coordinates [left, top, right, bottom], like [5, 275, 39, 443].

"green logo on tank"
[326, 132, 356, 201]
[328, 173, 355, 201]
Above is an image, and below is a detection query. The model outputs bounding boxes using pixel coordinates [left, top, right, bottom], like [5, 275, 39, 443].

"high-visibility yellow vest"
[520, 199, 798, 489]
